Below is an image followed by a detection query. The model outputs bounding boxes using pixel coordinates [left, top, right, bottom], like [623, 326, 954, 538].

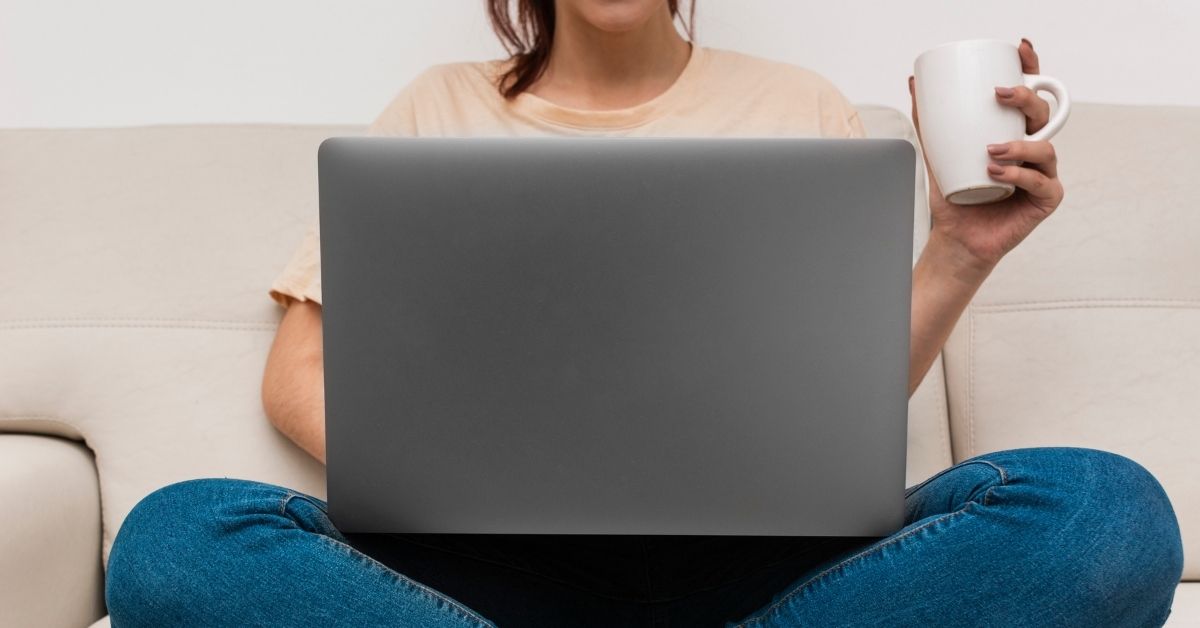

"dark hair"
[487, 0, 695, 99]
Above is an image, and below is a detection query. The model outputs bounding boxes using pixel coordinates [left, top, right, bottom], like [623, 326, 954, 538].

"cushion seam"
[973, 299, 1200, 313]
[0, 318, 276, 331]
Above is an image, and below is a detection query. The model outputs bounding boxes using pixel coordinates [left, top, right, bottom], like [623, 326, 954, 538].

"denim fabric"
[106, 447, 1183, 627]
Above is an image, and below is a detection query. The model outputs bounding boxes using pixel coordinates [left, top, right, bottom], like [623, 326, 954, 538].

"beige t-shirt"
[269, 46, 866, 306]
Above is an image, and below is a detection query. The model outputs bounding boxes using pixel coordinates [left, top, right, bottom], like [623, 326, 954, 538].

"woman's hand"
[904, 39, 1067, 395]
[908, 38, 1066, 275]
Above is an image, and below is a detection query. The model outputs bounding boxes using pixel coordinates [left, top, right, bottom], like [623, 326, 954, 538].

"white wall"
[2, 0, 1197, 128]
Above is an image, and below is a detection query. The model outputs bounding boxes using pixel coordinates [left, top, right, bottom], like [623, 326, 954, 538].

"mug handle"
[1022, 74, 1071, 142]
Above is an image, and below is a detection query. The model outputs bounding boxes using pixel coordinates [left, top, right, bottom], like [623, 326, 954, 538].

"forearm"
[262, 300, 328, 464]
[908, 232, 995, 396]
[264, 355, 326, 464]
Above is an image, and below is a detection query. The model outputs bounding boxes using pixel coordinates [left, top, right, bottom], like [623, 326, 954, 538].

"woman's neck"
[527, 7, 691, 110]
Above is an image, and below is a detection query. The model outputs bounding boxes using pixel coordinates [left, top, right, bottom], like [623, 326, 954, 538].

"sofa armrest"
[0, 434, 105, 628]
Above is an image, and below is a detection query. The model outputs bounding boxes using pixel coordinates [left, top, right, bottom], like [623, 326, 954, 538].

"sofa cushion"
[1169, 583, 1200, 626]
[0, 125, 346, 560]
[0, 435, 105, 628]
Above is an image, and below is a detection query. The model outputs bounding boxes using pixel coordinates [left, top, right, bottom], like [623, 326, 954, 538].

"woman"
[105, 1, 1183, 626]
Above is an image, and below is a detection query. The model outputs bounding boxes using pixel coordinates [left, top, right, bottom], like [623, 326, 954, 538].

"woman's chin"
[569, 0, 665, 33]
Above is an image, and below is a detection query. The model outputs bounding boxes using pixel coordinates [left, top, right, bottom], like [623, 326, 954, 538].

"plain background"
[1, 0, 1197, 128]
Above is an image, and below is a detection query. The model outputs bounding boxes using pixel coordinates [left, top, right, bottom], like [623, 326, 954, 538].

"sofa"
[1, 102, 1196, 627]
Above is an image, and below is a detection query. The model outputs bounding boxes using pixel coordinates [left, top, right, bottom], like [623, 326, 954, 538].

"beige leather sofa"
[1, 103, 1196, 627]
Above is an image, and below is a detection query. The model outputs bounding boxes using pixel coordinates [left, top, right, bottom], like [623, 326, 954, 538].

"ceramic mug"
[913, 39, 1071, 205]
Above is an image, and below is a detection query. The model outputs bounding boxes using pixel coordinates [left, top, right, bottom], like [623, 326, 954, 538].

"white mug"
[913, 39, 1071, 205]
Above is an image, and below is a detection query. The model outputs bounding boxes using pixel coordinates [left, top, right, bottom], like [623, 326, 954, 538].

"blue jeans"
[106, 447, 1183, 627]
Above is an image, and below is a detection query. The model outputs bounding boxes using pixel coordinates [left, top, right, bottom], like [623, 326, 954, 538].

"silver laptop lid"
[319, 137, 914, 536]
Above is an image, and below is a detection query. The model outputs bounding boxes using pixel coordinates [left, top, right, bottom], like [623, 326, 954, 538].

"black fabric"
[346, 534, 871, 627]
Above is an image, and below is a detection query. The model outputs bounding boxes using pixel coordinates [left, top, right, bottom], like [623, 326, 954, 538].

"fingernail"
[987, 163, 1005, 175]
[1021, 37, 1033, 49]
[995, 86, 1015, 98]
[987, 144, 1007, 155]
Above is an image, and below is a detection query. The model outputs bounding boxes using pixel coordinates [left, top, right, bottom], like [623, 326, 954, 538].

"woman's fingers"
[1000, 38, 1050, 134]
[986, 40, 1065, 214]
[995, 85, 1051, 134]
[986, 140, 1058, 178]
[1019, 38, 1040, 75]
[986, 161, 1064, 210]
[908, 75, 921, 134]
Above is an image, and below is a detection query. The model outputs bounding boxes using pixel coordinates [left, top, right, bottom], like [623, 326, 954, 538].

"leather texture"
[0, 435, 105, 627]
[2, 104, 1195, 626]
[941, 104, 1200, 580]
[1168, 583, 1200, 627]
[0, 125, 343, 569]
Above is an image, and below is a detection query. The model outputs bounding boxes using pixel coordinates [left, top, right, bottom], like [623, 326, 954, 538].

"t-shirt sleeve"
[367, 82, 422, 137]
[267, 79, 426, 308]
[268, 222, 322, 306]
[816, 75, 867, 139]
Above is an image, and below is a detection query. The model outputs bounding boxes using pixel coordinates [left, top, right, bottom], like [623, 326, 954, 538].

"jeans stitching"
[733, 459, 1011, 627]
[731, 509, 972, 627]
[317, 535, 494, 627]
[280, 492, 330, 515]
[902, 464, 956, 498]
[977, 460, 1009, 507]
[275, 493, 491, 627]
[279, 493, 342, 539]
[904, 458, 1007, 500]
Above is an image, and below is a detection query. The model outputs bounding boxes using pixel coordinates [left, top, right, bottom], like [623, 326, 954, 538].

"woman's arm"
[262, 300, 327, 463]
[906, 38, 1064, 396]
[908, 233, 994, 395]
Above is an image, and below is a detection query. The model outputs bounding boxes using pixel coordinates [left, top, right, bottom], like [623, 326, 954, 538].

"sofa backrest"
[0, 125, 342, 561]
[939, 104, 1200, 579]
[0, 105, 985, 563]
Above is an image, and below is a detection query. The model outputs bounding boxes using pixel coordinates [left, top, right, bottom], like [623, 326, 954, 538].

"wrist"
[920, 230, 997, 288]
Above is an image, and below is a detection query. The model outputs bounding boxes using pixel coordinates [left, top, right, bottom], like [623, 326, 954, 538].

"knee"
[105, 478, 283, 621]
[1084, 449, 1182, 571]
[1057, 448, 1181, 548]
[1036, 448, 1183, 611]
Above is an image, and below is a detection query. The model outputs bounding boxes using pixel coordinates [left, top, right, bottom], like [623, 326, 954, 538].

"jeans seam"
[274, 493, 490, 627]
[903, 465, 955, 498]
[317, 535, 493, 627]
[904, 458, 1009, 501]
[279, 492, 342, 539]
[734, 459, 1011, 628]
[731, 508, 973, 628]
[288, 492, 329, 512]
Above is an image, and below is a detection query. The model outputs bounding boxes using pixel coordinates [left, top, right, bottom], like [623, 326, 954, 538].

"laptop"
[318, 137, 915, 537]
